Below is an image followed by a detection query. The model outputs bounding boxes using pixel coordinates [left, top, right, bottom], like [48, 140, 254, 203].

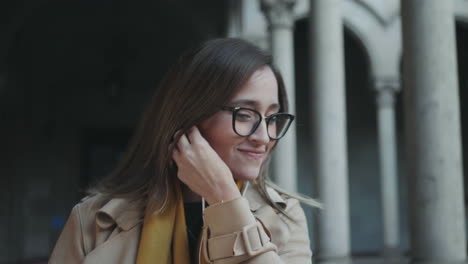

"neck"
[181, 184, 202, 203]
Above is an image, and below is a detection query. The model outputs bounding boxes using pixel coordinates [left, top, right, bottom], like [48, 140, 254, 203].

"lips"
[238, 149, 267, 160]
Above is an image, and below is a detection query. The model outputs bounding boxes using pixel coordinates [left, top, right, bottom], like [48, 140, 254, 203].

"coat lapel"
[83, 225, 142, 264]
[82, 196, 145, 264]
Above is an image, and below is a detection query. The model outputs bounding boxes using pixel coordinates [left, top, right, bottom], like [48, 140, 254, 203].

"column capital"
[261, 0, 297, 29]
[374, 77, 401, 94]
[374, 78, 400, 108]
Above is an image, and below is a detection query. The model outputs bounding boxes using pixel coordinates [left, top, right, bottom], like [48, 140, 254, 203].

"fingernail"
[173, 130, 181, 138]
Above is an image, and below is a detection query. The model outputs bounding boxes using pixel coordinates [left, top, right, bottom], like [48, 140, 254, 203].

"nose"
[247, 120, 270, 145]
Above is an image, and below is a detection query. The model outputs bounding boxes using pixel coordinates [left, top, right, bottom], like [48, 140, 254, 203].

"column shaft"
[375, 83, 400, 254]
[271, 26, 297, 192]
[401, 0, 467, 262]
[227, 0, 242, 38]
[309, 0, 350, 262]
[262, 0, 298, 192]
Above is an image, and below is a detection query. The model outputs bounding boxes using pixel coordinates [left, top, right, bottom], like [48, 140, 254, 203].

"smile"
[238, 149, 266, 160]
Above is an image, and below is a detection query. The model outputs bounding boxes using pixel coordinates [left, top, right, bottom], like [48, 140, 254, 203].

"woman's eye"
[236, 113, 253, 121]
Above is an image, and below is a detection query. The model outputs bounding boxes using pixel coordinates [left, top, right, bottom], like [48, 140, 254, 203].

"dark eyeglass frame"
[221, 106, 295, 140]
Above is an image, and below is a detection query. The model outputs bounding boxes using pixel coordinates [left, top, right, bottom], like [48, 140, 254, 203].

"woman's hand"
[172, 126, 241, 205]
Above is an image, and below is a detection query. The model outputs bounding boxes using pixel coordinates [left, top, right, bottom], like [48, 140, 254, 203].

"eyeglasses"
[221, 106, 295, 140]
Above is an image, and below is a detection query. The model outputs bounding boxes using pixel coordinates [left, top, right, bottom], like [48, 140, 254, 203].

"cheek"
[199, 117, 238, 157]
[268, 140, 277, 152]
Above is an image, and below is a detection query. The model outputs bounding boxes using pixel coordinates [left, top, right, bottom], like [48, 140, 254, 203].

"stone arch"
[292, 0, 403, 80]
[341, 0, 402, 80]
[454, 0, 468, 25]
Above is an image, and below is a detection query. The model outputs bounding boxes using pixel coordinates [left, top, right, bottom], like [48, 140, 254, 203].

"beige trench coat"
[49, 186, 312, 264]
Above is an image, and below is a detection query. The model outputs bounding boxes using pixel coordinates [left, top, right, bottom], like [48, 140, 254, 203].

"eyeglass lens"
[233, 108, 292, 139]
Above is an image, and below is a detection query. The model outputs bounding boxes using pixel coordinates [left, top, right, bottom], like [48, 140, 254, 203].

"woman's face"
[199, 66, 279, 182]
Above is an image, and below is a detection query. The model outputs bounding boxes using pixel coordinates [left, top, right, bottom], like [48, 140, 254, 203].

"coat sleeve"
[49, 204, 86, 264]
[202, 197, 312, 264]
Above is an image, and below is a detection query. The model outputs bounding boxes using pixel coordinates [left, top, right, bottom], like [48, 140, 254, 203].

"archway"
[294, 17, 383, 255]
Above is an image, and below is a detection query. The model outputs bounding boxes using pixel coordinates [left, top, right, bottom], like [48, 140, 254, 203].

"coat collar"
[95, 196, 145, 231]
[244, 185, 287, 212]
[94, 185, 286, 231]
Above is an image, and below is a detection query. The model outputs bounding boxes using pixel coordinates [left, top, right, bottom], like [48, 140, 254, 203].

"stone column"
[261, 0, 297, 192]
[401, 0, 467, 263]
[374, 78, 401, 256]
[226, 0, 242, 38]
[309, 0, 350, 263]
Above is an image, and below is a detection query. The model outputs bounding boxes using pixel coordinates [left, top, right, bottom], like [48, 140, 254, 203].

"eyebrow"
[229, 99, 280, 111]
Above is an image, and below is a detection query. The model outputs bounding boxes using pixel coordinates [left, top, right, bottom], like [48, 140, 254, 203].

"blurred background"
[1, 0, 467, 263]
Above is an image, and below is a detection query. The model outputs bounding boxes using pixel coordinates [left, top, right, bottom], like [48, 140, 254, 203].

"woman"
[49, 38, 316, 264]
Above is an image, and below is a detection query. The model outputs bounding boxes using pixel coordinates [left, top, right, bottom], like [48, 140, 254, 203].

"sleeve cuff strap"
[207, 221, 273, 260]
[204, 197, 256, 236]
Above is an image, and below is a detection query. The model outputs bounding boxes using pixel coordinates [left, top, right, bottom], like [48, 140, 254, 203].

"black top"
[184, 202, 203, 263]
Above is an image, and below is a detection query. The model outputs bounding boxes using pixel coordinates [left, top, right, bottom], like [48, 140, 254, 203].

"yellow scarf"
[136, 183, 190, 264]
[136, 182, 243, 264]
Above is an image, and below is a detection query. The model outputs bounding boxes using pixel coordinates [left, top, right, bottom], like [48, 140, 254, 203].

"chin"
[232, 168, 261, 182]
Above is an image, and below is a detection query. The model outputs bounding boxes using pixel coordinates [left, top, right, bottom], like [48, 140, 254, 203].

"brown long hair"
[89, 38, 290, 213]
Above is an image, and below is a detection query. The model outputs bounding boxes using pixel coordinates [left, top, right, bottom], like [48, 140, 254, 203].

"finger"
[185, 127, 194, 143]
[172, 130, 182, 148]
[168, 143, 177, 165]
[168, 141, 175, 152]
[187, 126, 207, 145]
[172, 147, 181, 163]
[173, 129, 182, 139]
[171, 132, 180, 151]
[177, 133, 191, 152]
